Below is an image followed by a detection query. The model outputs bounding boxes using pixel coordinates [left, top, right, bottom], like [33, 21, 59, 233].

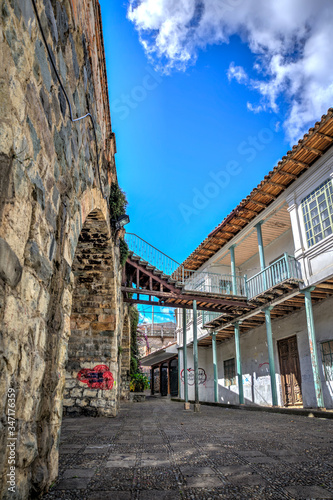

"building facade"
[177, 111, 333, 410]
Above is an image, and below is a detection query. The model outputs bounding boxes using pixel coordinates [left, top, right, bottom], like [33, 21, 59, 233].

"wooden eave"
[181, 108, 333, 272]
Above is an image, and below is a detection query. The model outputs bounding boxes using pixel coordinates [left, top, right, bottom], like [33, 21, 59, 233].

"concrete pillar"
[183, 309, 189, 409]
[263, 306, 278, 406]
[230, 244, 237, 295]
[301, 287, 325, 408]
[193, 300, 200, 412]
[234, 322, 244, 404]
[212, 332, 218, 403]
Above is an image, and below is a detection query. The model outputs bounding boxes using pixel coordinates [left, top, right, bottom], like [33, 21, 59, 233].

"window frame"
[224, 358, 236, 387]
[301, 177, 333, 248]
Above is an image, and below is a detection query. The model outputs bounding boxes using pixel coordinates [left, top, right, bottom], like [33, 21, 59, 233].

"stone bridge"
[0, 0, 130, 497]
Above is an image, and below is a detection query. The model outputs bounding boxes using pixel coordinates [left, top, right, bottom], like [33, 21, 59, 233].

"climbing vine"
[129, 305, 149, 392]
[109, 182, 128, 219]
[119, 238, 129, 267]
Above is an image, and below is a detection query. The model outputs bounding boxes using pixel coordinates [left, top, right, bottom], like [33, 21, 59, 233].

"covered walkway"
[44, 398, 333, 499]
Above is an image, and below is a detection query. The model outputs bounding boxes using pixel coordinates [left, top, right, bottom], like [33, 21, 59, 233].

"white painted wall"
[179, 295, 333, 409]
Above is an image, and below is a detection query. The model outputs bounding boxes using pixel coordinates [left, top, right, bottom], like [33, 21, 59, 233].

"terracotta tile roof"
[181, 108, 333, 271]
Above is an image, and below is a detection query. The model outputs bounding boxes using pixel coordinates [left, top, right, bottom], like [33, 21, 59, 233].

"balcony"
[246, 254, 302, 300]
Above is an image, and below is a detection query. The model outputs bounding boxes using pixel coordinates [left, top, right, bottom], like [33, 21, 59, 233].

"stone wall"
[0, 0, 128, 497]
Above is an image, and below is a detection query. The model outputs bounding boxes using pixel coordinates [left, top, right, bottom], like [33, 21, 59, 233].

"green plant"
[130, 372, 150, 392]
[109, 182, 128, 219]
[119, 238, 129, 267]
[129, 305, 140, 378]
[118, 345, 123, 356]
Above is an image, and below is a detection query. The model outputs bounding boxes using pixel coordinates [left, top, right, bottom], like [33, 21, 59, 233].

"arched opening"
[63, 209, 118, 417]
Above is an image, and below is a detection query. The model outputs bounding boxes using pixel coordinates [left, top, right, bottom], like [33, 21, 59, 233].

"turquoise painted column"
[183, 310, 188, 404]
[301, 287, 325, 408]
[263, 306, 278, 406]
[212, 332, 218, 403]
[234, 322, 244, 404]
[193, 300, 200, 410]
[178, 347, 183, 399]
[255, 221, 266, 270]
[255, 221, 266, 292]
[230, 244, 237, 295]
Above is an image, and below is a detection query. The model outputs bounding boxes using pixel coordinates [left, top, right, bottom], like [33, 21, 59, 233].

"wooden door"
[169, 359, 178, 397]
[161, 364, 168, 396]
[278, 336, 303, 406]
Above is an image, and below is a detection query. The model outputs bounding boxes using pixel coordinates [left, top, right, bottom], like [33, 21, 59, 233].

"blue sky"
[99, 1, 333, 324]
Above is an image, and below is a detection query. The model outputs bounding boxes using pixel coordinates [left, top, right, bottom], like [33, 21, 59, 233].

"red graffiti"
[77, 365, 114, 390]
[259, 362, 269, 369]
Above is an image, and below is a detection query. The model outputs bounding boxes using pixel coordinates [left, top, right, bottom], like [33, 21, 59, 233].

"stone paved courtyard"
[43, 397, 333, 499]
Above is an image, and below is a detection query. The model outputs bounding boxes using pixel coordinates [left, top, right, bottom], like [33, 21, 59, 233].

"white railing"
[246, 254, 302, 300]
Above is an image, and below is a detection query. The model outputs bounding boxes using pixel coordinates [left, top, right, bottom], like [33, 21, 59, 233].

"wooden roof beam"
[256, 191, 277, 200]
[316, 132, 333, 142]
[250, 199, 267, 208]
[266, 180, 286, 189]
[302, 146, 323, 156]
[278, 170, 297, 180]
[285, 158, 309, 168]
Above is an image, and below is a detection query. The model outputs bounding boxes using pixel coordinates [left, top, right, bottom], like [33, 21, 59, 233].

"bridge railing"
[125, 233, 247, 297]
[125, 233, 181, 277]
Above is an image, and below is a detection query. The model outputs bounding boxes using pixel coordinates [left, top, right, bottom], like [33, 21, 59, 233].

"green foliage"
[109, 182, 128, 219]
[129, 305, 140, 378]
[119, 238, 129, 267]
[130, 372, 150, 393]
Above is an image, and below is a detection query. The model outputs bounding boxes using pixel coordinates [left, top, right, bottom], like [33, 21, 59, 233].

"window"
[301, 178, 333, 247]
[224, 358, 236, 386]
[321, 340, 333, 382]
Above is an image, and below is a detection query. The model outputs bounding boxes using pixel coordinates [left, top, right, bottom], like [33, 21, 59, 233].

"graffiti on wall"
[77, 365, 114, 390]
[181, 368, 207, 387]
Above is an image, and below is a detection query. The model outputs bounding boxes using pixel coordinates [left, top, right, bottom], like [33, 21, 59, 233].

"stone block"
[70, 388, 83, 398]
[25, 240, 53, 283]
[0, 237, 22, 287]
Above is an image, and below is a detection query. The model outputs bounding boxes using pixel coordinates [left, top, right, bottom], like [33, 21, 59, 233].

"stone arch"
[63, 207, 118, 417]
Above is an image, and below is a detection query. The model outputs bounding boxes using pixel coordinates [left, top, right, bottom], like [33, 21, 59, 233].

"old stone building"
[0, 0, 130, 498]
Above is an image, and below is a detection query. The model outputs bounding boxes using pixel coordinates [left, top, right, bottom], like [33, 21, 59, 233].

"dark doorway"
[161, 364, 168, 396]
[278, 335, 303, 406]
[169, 359, 178, 397]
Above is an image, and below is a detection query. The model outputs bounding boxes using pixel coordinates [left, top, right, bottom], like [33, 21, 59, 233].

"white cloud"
[128, 0, 333, 142]
[227, 63, 248, 84]
[139, 313, 151, 324]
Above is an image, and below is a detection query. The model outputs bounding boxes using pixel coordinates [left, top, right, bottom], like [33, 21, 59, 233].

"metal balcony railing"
[246, 254, 302, 300]
[201, 311, 224, 326]
[125, 233, 181, 277]
[125, 233, 247, 297]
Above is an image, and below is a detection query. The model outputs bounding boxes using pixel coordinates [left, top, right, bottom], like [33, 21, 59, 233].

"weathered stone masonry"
[0, 0, 129, 498]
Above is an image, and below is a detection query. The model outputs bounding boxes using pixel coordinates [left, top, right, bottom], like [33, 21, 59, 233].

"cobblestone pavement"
[43, 397, 333, 500]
